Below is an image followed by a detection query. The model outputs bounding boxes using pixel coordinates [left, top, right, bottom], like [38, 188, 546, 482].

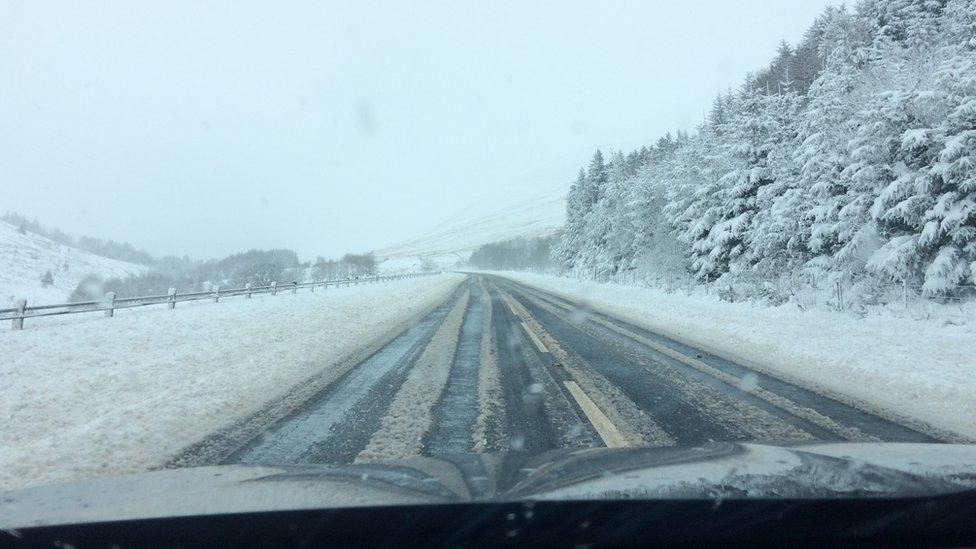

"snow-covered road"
[0, 273, 465, 491]
[3, 271, 969, 493]
[174, 274, 960, 481]
[491, 271, 976, 442]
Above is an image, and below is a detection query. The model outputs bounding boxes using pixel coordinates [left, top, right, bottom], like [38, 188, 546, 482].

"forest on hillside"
[555, 0, 976, 302]
[469, 235, 560, 272]
[71, 251, 378, 300]
[2, 212, 379, 300]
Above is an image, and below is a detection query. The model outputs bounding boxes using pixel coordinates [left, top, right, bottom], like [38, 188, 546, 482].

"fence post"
[836, 280, 843, 311]
[291, 282, 297, 294]
[310, 280, 314, 292]
[271, 281, 277, 296]
[213, 286, 220, 303]
[904, 279, 909, 309]
[168, 288, 177, 309]
[245, 283, 252, 299]
[104, 292, 116, 317]
[11, 299, 26, 330]
[323, 280, 328, 291]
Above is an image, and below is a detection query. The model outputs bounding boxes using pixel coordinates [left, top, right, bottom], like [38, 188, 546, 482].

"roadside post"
[104, 292, 116, 317]
[11, 299, 26, 330]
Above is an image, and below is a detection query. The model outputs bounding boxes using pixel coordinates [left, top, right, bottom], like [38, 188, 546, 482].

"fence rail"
[3, 272, 436, 330]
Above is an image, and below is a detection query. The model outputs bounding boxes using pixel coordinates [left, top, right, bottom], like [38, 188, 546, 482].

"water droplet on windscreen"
[569, 306, 590, 323]
[738, 372, 758, 392]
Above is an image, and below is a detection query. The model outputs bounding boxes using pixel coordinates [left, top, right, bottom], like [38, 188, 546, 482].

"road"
[172, 273, 947, 469]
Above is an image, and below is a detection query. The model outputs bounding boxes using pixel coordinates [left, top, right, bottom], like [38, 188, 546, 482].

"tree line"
[70, 250, 379, 301]
[555, 0, 976, 300]
[468, 235, 560, 272]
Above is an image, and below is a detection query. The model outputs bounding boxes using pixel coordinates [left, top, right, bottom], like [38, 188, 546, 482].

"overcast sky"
[1, 0, 839, 260]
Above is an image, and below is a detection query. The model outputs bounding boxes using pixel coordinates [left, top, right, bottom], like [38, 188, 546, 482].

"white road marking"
[520, 321, 550, 354]
[586, 314, 874, 441]
[563, 380, 628, 448]
[501, 294, 522, 319]
[500, 291, 551, 354]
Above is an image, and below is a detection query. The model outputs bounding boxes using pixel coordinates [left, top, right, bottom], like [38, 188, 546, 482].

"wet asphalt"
[217, 274, 943, 468]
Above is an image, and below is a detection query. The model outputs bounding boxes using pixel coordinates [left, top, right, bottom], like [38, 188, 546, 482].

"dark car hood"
[3, 442, 976, 529]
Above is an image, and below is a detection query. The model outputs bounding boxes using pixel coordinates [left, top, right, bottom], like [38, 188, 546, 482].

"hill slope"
[374, 192, 565, 272]
[0, 221, 148, 305]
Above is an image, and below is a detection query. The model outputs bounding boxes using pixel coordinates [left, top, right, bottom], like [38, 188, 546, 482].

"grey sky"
[1, 0, 838, 260]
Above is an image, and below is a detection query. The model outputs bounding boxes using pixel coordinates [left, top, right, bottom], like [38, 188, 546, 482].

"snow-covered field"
[0, 273, 464, 491]
[0, 221, 147, 306]
[492, 271, 976, 442]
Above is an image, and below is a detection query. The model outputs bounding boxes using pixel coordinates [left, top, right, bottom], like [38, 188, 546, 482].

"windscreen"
[1, 0, 975, 519]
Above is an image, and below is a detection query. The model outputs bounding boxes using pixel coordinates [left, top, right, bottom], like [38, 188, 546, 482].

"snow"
[554, 7, 976, 294]
[373, 191, 566, 274]
[0, 465, 432, 529]
[490, 271, 976, 441]
[0, 221, 147, 305]
[377, 255, 466, 275]
[356, 291, 470, 461]
[536, 443, 976, 500]
[0, 273, 464, 491]
[374, 192, 565, 260]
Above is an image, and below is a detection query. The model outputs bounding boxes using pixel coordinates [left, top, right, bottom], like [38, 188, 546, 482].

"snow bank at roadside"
[0, 273, 464, 491]
[492, 271, 976, 441]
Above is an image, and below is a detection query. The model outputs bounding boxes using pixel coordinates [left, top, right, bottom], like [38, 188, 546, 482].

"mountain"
[0, 221, 148, 306]
[373, 191, 565, 272]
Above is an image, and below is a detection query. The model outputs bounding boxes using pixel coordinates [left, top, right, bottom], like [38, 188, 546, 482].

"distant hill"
[0, 221, 147, 305]
[373, 192, 565, 272]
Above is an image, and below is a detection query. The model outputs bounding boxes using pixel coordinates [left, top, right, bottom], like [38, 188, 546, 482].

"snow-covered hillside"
[374, 192, 565, 273]
[0, 221, 147, 306]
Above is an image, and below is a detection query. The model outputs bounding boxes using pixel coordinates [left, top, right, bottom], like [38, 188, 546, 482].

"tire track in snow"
[425, 281, 487, 456]
[494, 284, 600, 450]
[164, 276, 466, 469]
[226, 287, 466, 465]
[472, 277, 506, 453]
[501, 290, 675, 448]
[498, 277, 944, 443]
[356, 290, 470, 462]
